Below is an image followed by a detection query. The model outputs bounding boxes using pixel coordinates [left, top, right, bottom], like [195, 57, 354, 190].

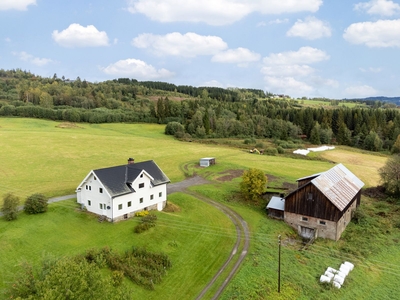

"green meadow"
[1, 118, 399, 299]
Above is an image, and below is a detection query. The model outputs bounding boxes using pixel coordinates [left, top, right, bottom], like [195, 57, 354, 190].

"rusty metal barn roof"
[311, 163, 364, 211]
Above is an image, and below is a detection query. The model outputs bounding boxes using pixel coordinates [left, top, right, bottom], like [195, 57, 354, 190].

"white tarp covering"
[293, 145, 335, 156]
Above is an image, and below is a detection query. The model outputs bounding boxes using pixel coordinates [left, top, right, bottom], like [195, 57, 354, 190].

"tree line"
[1, 69, 400, 152]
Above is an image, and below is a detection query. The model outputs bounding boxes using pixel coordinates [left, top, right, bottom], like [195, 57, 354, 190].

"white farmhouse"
[76, 158, 170, 222]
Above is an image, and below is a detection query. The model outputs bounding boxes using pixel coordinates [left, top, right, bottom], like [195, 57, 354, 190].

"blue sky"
[2, 0, 400, 99]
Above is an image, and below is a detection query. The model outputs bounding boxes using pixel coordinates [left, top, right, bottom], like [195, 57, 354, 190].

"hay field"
[0, 118, 385, 204]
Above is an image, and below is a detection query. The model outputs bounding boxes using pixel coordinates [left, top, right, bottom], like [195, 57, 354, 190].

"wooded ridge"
[1, 68, 400, 153]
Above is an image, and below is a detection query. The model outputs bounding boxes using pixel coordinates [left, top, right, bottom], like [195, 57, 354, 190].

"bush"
[134, 214, 157, 233]
[255, 142, 265, 149]
[165, 121, 185, 136]
[24, 193, 48, 214]
[135, 210, 149, 217]
[265, 147, 278, 156]
[244, 138, 256, 145]
[1, 193, 20, 221]
[277, 146, 285, 154]
[163, 202, 181, 212]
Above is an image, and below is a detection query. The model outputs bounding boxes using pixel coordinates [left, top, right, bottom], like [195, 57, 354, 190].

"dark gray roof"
[93, 160, 170, 198]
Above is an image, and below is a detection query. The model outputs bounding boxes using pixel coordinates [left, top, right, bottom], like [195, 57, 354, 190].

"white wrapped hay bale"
[333, 274, 345, 285]
[344, 261, 354, 271]
[326, 267, 338, 274]
[340, 264, 351, 276]
[320, 275, 331, 283]
[337, 270, 347, 279]
[324, 271, 335, 279]
[332, 281, 341, 289]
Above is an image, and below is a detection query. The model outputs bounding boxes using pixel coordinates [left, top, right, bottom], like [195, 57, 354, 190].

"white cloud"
[263, 46, 330, 65]
[343, 19, 400, 47]
[359, 67, 382, 72]
[261, 65, 315, 77]
[101, 59, 174, 80]
[0, 0, 36, 11]
[12, 51, 53, 66]
[127, 0, 322, 25]
[52, 23, 109, 48]
[269, 18, 289, 24]
[354, 0, 400, 16]
[132, 32, 227, 57]
[211, 47, 260, 66]
[202, 80, 224, 87]
[261, 46, 331, 96]
[344, 85, 379, 97]
[287, 16, 331, 40]
[264, 76, 314, 94]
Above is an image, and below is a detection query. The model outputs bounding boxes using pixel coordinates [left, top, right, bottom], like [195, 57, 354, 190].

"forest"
[1, 68, 400, 153]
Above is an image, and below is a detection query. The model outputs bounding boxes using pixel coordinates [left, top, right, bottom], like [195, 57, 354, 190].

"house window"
[118, 204, 122, 210]
[302, 216, 308, 222]
[94, 176, 97, 180]
[140, 198, 143, 203]
[128, 201, 132, 207]
[86, 185, 88, 190]
[159, 192, 162, 197]
[100, 203, 103, 209]
[139, 183, 144, 188]
[140, 173, 143, 178]
[150, 194, 154, 200]
[319, 220, 326, 225]
[307, 193, 313, 201]
[89, 186, 91, 191]
[99, 188, 103, 193]
[88, 200, 91, 206]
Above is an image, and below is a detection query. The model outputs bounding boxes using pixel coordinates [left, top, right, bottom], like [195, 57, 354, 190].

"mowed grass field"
[1, 117, 398, 299]
[0, 117, 342, 203]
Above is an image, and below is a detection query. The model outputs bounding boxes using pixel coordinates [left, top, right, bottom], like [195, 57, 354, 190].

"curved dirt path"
[168, 176, 250, 299]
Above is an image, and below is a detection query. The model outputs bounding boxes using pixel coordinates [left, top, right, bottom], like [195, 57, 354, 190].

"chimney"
[128, 157, 134, 164]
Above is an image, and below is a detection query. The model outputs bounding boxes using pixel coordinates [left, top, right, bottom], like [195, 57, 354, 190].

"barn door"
[300, 226, 315, 239]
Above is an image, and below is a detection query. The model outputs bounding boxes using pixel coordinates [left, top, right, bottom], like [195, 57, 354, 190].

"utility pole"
[278, 234, 281, 293]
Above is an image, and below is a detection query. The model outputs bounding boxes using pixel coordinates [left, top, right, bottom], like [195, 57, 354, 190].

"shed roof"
[311, 163, 364, 211]
[267, 196, 285, 211]
[93, 160, 170, 198]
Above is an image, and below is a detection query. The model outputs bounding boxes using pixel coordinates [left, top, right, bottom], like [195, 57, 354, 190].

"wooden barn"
[284, 164, 364, 241]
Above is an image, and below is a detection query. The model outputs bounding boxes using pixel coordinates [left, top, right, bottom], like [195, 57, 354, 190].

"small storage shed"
[200, 157, 216, 167]
[266, 196, 285, 219]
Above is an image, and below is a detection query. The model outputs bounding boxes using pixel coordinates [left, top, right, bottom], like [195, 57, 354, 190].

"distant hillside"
[346, 96, 400, 106]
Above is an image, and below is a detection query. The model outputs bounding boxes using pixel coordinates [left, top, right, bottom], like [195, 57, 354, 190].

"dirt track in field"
[168, 176, 250, 300]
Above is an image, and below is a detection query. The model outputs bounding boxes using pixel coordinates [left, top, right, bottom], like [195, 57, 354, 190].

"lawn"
[1, 117, 398, 299]
[0, 194, 236, 299]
